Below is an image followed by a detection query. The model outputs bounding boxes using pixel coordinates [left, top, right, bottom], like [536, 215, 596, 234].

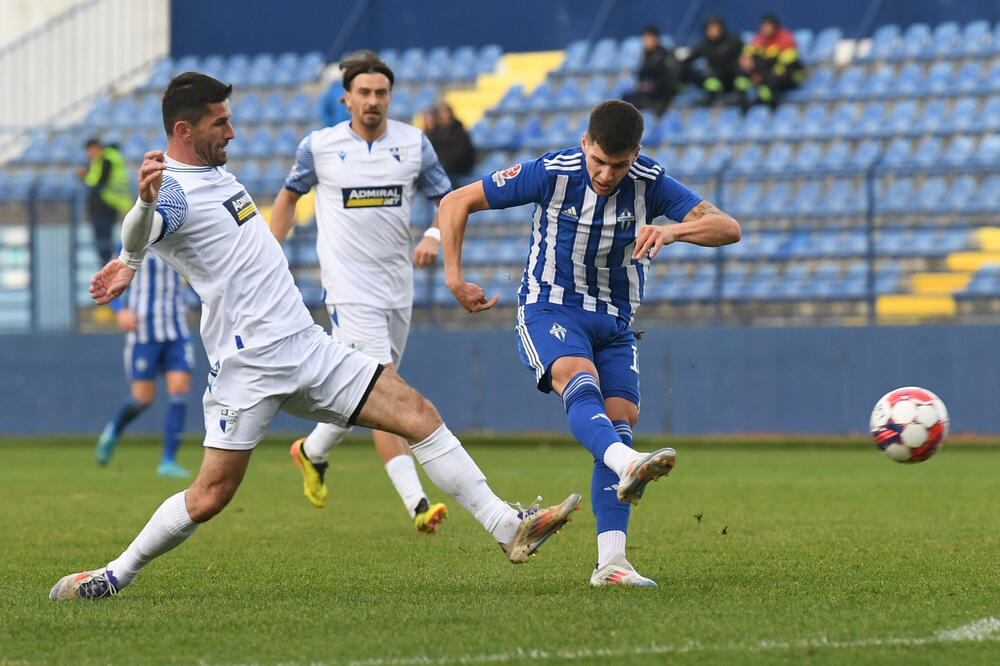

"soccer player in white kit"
[49, 72, 581, 601]
[270, 51, 448, 533]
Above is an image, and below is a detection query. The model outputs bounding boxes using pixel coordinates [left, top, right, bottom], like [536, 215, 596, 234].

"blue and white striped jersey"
[116, 251, 191, 344]
[481, 147, 701, 322]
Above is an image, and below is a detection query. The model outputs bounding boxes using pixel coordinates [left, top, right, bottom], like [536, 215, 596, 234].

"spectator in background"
[623, 25, 679, 113]
[427, 104, 476, 185]
[736, 13, 804, 108]
[682, 15, 745, 106]
[78, 138, 132, 263]
[319, 80, 350, 127]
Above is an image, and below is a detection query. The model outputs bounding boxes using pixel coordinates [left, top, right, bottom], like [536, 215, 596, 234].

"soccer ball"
[870, 387, 949, 463]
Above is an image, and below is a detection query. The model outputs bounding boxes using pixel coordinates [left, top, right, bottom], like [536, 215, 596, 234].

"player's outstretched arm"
[632, 200, 741, 260]
[438, 182, 497, 312]
[90, 259, 136, 305]
[269, 188, 301, 246]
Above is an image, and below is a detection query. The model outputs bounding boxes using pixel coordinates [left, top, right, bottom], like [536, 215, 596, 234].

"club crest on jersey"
[222, 189, 257, 226]
[617, 207, 636, 230]
[342, 185, 403, 208]
[491, 163, 521, 187]
[389, 146, 407, 162]
[549, 322, 567, 342]
[219, 408, 240, 433]
[338, 150, 347, 161]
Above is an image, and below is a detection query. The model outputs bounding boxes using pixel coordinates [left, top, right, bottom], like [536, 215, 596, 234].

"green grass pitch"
[2, 435, 999, 665]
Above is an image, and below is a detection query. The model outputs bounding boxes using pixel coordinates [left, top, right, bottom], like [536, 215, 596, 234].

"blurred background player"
[270, 51, 452, 534]
[78, 138, 133, 263]
[622, 25, 679, 113]
[97, 249, 193, 478]
[438, 100, 741, 586]
[736, 13, 804, 108]
[681, 15, 745, 106]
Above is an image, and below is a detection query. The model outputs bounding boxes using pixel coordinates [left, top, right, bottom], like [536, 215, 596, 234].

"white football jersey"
[284, 119, 451, 309]
[150, 156, 315, 366]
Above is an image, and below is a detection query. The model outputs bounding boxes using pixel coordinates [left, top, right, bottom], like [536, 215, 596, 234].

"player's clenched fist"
[139, 151, 168, 203]
[412, 235, 439, 267]
[448, 280, 498, 313]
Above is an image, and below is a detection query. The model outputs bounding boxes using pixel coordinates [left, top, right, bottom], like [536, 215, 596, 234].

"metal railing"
[0, 0, 169, 133]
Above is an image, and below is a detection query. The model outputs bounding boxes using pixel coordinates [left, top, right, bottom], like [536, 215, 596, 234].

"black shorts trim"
[348, 363, 385, 426]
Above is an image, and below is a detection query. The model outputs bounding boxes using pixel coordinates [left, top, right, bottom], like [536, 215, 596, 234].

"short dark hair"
[340, 50, 394, 91]
[162, 72, 233, 136]
[588, 100, 643, 155]
[641, 25, 659, 37]
[84, 137, 101, 149]
[761, 13, 780, 28]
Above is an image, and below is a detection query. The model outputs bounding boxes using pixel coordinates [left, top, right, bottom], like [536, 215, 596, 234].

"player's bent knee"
[186, 481, 240, 522]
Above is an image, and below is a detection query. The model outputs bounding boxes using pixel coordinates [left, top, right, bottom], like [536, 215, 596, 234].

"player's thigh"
[163, 338, 194, 394]
[354, 365, 441, 443]
[131, 380, 156, 404]
[516, 304, 596, 394]
[593, 326, 641, 411]
[165, 370, 191, 395]
[327, 303, 394, 365]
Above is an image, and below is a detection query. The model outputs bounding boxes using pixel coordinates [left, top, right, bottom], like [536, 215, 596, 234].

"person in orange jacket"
[736, 13, 805, 108]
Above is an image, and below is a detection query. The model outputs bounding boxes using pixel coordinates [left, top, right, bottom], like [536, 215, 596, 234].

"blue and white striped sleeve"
[154, 174, 188, 240]
[284, 133, 318, 194]
[416, 133, 452, 200]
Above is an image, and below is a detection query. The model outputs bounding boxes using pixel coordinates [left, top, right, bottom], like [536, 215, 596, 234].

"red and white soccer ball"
[870, 386, 949, 463]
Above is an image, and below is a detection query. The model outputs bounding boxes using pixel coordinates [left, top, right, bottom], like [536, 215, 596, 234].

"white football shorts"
[201, 324, 381, 450]
[327, 303, 411, 367]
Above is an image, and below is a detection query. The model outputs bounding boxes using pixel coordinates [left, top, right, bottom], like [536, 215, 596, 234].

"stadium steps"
[876, 294, 956, 319]
[910, 272, 973, 294]
[444, 51, 564, 128]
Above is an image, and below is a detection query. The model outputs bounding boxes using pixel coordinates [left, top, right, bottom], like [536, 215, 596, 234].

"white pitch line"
[341, 617, 1000, 666]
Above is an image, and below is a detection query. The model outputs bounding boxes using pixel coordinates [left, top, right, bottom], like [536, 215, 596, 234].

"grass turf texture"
[2, 435, 999, 665]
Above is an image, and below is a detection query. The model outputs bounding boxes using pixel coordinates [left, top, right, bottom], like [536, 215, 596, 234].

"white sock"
[603, 442, 642, 478]
[384, 454, 426, 517]
[410, 424, 520, 544]
[597, 530, 627, 568]
[105, 491, 197, 589]
[303, 421, 352, 463]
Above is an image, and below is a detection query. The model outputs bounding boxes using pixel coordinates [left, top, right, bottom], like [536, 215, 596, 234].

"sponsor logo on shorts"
[222, 189, 258, 226]
[219, 408, 240, 433]
[342, 185, 403, 208]
[549, 322, 566, 342]
[491, 164, 521, 187]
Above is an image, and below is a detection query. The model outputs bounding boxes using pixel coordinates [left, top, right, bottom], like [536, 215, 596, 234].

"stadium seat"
[909, 137, 943, 169]
[971, 135, 1000, 165]
[826, 66, 866, 101]
[883, 100, 918, 137]
[961, 20, 993, 57]
[808, 27, 842, 64]
[893, 63, 925, 97]
[789, 181, 824, 217]
[879, 137, 913, 169]
[911, 99, 949, 137]
[857, 24, 900, 63]
[848, 139, 881, 170]
[787, 68, 833, 103]
[817, 141, 850, 171]
[851, 102, 886, 139]
[923, 61, 954, 96]
[952, 61, 983, 95]
[821, 179, 864, 217]
[740, 106, 773, 142]
[760, 143, 794, 174]
[947, 97, 980, 134]
[928, 21, 962, 60]
[259, 91, 288, 123]
[893, 23, 932, 61]
[876, 178, 915, 214]
[943, 175, 979, 213]
[941, 135, 976, 167]
[912, 177, 949, 213]
[859, 66, 896, 99]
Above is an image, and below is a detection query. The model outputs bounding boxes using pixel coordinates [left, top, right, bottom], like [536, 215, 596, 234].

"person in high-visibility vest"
[80, 138, 133, 263]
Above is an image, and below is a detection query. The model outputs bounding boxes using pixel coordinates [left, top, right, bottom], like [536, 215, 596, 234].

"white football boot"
[617, 447, 676, 505]
[590, 554, 657, 587]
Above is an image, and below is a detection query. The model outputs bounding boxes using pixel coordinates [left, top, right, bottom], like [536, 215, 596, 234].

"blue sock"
[562, 372, 621, 460]
[592, 420, 633, 535]
[162, 393, 187, 464]
[112, 399, 149, 434]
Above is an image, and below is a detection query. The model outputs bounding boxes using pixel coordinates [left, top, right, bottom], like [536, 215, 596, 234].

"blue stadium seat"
[259, 91, 288, 123]
[248, 54, 278, 87]
[848, 139, 881, 170]
[668, 107, 710, 144]
[559, 40, 590, 75]
[235, 92, 264, 123]
[813, 102, 852, 140]
[728, 144, 765, 175]
[910, 99, 949, 137]
[788, 142, 822, 173]
[913, 177, 948, 213]
[983, 61, 1000, 93]
[727, 182, 763, 218]
[923, 61, 954, 96]
[477, 44, 502, 73]
[941, 135, 976, 167]
[285, 91, 314, 124]
[850, 102, 885, 139]
[858, 24, 900, 63]
[821, 179, 864, 217]
[893, 23, 932, 62]
[808, 27, 842, 64]
[740, 106, 773, 142]
[174, 54, 200, 75]
[755, 181, 793, 216]
[973, 97, 1000, 133]
[760, 143, 794, 174]
[826, 66, 866, 101]
[928, 21, 962, 60]
[769, 105, 800, 141]
[879, 137, 913, 170]
[877, 178, 915, 214]
[883, 100, 918, 137]
[201, 54, 227, 80]
[248, 126, 277, 158]
[948, 97, 980, 134]
[909, 137, 943, 169]
[708, 107, 743, 143]
[894, 63, 925, 97]
[859, 66, 895, 99]
[140, 59, 173, 92]
[952, 61, 984, 96]
[972, 135, 1000, 165]
[961, 20, 993, 57]
[789, 181, 824, 216]
[36, 169, 81, 201]
[817, 141, 849, 171]
[943, 175, 979, 213]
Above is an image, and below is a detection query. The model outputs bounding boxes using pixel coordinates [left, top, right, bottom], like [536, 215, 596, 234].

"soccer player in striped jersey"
[97, 249, 194, 477]
[438, 100, 741, 586]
